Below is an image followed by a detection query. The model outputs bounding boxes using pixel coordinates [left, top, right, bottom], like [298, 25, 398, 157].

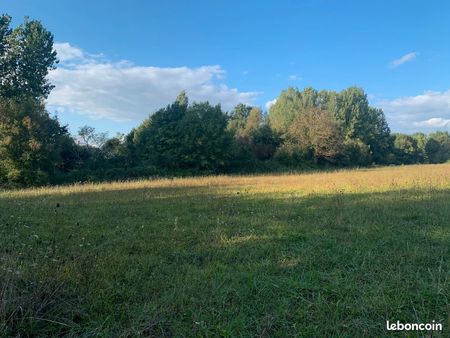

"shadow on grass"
[1, 185, 449, 337]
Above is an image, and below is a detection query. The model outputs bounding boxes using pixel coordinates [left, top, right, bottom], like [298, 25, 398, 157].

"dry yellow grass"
[2, 163, 449, 199]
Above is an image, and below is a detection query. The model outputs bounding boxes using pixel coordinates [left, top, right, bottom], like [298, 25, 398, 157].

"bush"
[344, 139, 371, 166]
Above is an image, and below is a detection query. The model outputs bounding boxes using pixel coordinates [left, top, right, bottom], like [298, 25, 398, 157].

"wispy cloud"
[288, 74, 301, 81]
[377, 89, 450, 133]
[48, 43, 259, 122]
[390, 52, 417, 68]
[414, 118, 450, 128]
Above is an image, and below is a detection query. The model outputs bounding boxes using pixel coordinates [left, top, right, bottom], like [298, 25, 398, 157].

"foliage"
[0, 97, 69, 185]
[0, 13, 449, 186]
[427, 131, 450, 164]
[133, 94, 232, 170]
[344, 138, 372, 166]
[392, 133, 420, 164]
[228, 103, 253, 135]
[268, 86, 393, 165]
[284, 107, 346, 164]
[0, 14, 57, 100]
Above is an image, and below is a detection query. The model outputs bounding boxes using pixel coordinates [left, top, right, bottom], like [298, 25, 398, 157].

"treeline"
[1, 14, 449, 187]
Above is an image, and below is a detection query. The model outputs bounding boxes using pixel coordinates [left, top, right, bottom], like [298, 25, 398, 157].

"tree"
[242, 107, 263, 138]
[133, 93, 188, 166]
[179, 102, 232, 169]
[0, 14, 57, 100]
[424, 138, 441, 164]
[393, 134, 420, 164]
[365, 107, 392, 163]
[175, 90, 188, 108]
[228, 103, 252, 135]
[77, 125, 108, 148]
[102, 133, 126, 160]
[268, 86, 392, 164]
[344, 139, 371, 166]
[286, 107, 345, 163]
[0, 97, 68, 185]
[426, 132, 450, 163]
[235, 107, 279, 162]
[268, 87, 302, 134]
[134, 92, 232, 170]
[335, 87, 371, 141]
[412, 132, 427, 163]
[250, 124, 280, 160]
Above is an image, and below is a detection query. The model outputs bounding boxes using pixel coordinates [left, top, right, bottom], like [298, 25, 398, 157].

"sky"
[2, 0, 449, 136]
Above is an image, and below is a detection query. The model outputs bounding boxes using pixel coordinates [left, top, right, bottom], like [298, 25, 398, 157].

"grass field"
[1, 164, 450, 337]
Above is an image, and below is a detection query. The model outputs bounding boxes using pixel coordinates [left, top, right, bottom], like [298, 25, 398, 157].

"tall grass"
[1, 164, 449, 336]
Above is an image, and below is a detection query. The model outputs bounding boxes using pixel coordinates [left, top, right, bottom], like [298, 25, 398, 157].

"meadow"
[1, 164, 450, 337]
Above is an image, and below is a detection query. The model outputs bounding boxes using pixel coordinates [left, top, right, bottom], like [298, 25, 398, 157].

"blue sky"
[3, 0, 450, 135]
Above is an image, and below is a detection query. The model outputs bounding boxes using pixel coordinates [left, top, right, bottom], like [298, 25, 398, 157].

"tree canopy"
[1, 13, 449, 187]
[0, 14, 57, 100]
[133, 95, 231, 170]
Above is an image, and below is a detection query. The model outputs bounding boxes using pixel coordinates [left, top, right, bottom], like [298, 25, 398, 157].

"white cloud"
[48, 43, 259, 122]
[377, 89, 450, 133]
[414, 118, 450, 128]
[390, 52, 417, 68]
[288, 74, 300, 81]
[54, 42, 84, 62]
[265, 98, 277, 111]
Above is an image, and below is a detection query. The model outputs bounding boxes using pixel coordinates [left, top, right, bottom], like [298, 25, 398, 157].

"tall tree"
[0, 14, 57, 100]
[0, 15, 66, 185]
[133, 92, 188, 166]
[335, 87, 371, 141]
[286, 107, 345, 163]
[179, 102, 232, 169]
[241, 107, 263, 138]
[134, 92, 232, 170]
[0, 98, 68, 185]
[268, 87, 302, 134]
[412, 132, 427, 163]
[365, 107, 392, 163]
[228, 103, 253, 135]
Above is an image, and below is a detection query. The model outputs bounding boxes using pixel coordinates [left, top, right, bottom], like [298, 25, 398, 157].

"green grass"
[1, 165, 449, 337]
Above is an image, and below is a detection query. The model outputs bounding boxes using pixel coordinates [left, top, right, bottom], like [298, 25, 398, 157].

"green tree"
[133, 93, 188, 166]
[179, 102, 232, 169]
[228, 103, 252, 135]
[268, 87, 302, 134]
[424, 138, 441, 164]
[134, 93, 231, 170]
[0, 97, 68, 185]
[250, 124, 280, 160]
[344, 139, 371, 166]
[241, 107, 263, 138]
[335, 87, 370, 140]
[268, 87, 325, 134]
[412, 132, 427, 163]
[268, 86, 392, 164]
[365, 107, 392, 163]
[0, 14, 57, 100]
[426, 132, 450, 163]
[393, 134, 420, 164]
[175, 90, 189, 108]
